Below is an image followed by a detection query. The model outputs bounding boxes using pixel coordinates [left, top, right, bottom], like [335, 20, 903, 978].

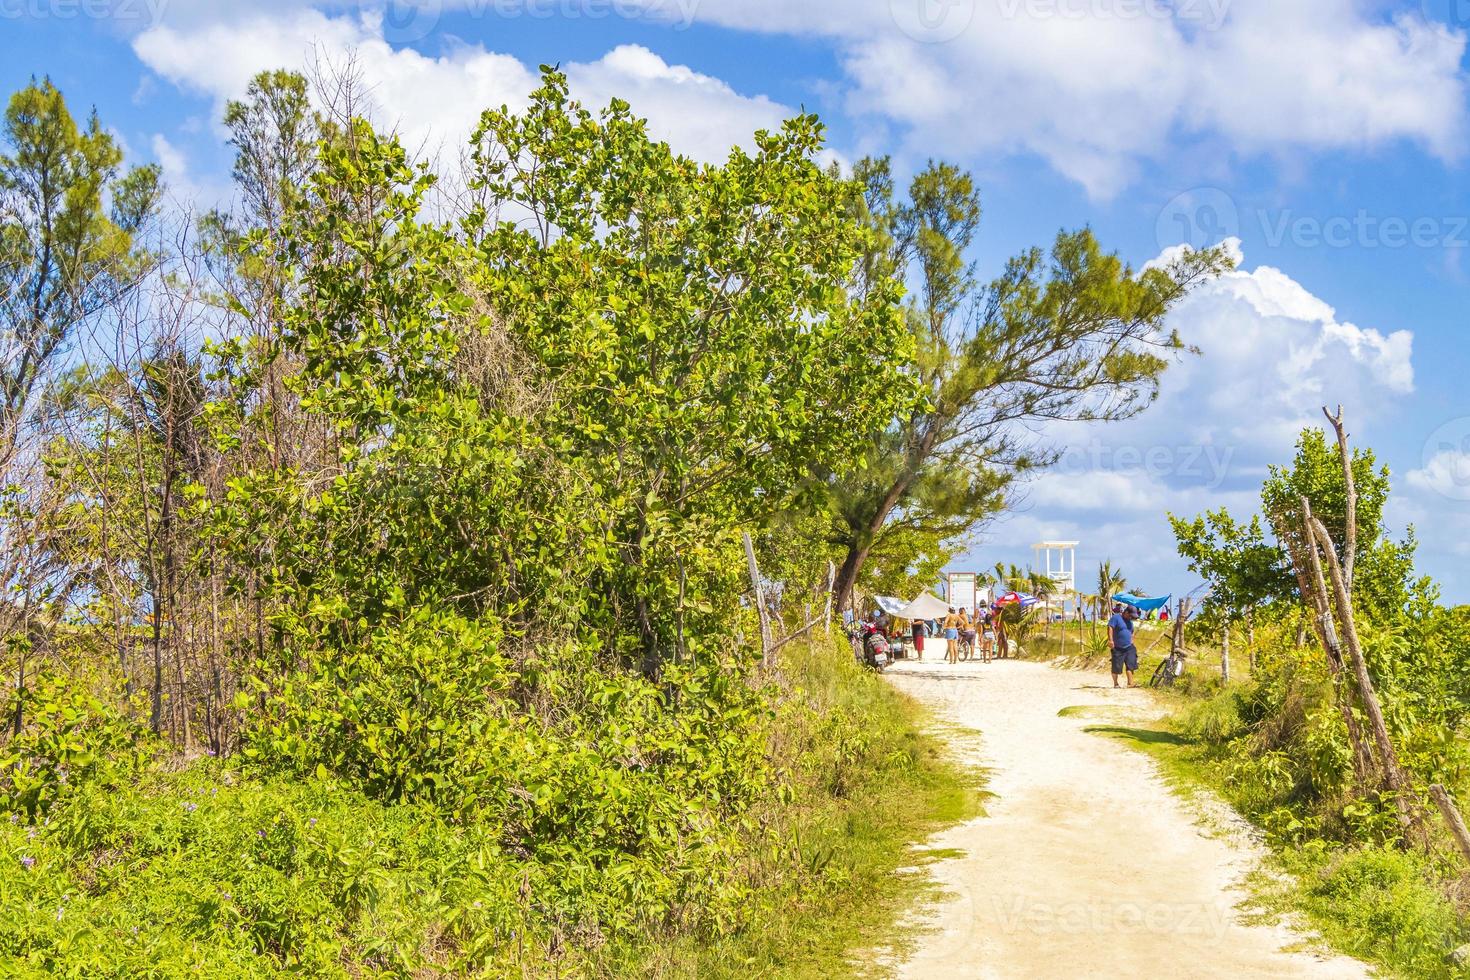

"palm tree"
[1025, 570, 1059, 636]
[1095, 561, 1128, 632]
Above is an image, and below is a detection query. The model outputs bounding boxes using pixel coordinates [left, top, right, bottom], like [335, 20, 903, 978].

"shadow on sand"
[1082, 725, 1191, 747]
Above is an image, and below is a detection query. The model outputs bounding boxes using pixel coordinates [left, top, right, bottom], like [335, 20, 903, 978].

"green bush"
[0, 638, 977, 978]
[0, 672, 154, 822]
[1299, 847, 1466, 977]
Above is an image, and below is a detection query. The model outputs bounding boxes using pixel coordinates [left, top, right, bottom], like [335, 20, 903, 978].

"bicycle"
[1150, 649, 1186, 689]
[959, 628, 977, 661]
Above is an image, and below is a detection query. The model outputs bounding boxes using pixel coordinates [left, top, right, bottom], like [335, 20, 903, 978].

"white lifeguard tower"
[1031, 540, 1079, 617]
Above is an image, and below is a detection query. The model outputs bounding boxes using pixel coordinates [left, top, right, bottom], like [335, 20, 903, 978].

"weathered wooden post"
[1431, 786, 1470, 864]
[1220, 618, 1231, 684]
[743, 532, 772, 668]
[823, 561, 835, 640]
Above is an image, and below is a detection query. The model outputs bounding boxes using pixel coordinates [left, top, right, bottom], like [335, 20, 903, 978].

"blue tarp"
[1113, 593, 1172, 613]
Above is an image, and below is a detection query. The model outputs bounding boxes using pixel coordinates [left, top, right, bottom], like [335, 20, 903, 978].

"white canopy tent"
[874, 593, 953, 621]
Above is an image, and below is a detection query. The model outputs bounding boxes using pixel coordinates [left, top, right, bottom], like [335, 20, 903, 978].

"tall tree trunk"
[832, 542, 868, 615]
[150, 588, 164, 735]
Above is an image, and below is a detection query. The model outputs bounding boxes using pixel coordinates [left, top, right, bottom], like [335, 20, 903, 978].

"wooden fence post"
[743, 533, 772, 668]
[1221, 619, 1231, 685]
[823, 561, 835, 640]
[1431, 785, 1470, 864]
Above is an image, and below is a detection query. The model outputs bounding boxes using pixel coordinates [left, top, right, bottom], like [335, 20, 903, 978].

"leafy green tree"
[0, 78, 160, 730]
[825, 156, 1231, 609]
[0, 78, 161, 437]
[222, 70, 321, 236]
[466, 72, 915, 670]
[1170, 511, 1286, 613]
[859, 524, 955, 602]
[1260, 427, 1422, 622]
[1170, 508, 1290, 677]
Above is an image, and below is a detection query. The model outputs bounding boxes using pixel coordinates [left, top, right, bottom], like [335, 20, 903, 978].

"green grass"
[599, 639, 988, 978]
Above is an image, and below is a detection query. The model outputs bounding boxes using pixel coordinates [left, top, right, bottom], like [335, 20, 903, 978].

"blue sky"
[3, 0, 1468, 601]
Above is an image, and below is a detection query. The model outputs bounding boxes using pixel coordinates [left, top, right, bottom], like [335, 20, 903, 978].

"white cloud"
[1402, 418, 1470, 573]
[129, 1, 1470, 198]
[149, 133, 188, 187]
[683, 0, 1468, 197]
[1406, 448, 1470, 502]
[149, 133, 232, 214]
[132, 9, 793, 182]
[564, 44, 792, 163]
[958, 240, 1417, 592]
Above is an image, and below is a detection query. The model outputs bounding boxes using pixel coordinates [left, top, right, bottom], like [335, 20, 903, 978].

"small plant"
[0, 672, 153, 822]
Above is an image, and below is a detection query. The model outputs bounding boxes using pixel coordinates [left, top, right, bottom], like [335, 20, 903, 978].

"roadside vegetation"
[1028, 427, 1470, 978]
[0, 62, 1219, 975]
[0, 637, 981, 977]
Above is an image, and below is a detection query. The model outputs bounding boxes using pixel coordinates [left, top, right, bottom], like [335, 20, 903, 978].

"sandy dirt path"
[880, 657, 1370, 979]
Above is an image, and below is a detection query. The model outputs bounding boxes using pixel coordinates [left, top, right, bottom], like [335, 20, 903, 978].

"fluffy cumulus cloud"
[961, 238, 1418, 592]
[684, 0, 1468, 197]
[128, 0, 1469, 199]
[1399, 416, 1470, 579]
[131, 6, 793, 204]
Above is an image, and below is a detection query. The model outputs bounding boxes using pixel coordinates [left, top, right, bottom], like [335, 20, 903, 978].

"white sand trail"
[880, 658, 1370, 980]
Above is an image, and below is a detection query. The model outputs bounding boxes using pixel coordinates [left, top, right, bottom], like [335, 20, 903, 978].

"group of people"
[871, 596, 1152, 687]
[903, 606, 1008, 665]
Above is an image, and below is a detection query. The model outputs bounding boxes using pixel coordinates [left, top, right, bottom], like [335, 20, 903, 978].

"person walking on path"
[943, 607, 962, 664]
[979, 609, 995, 663]
[911, 619, 926, 660]
[1108, 603, 1141, 688]
[958, 607, 975, 660]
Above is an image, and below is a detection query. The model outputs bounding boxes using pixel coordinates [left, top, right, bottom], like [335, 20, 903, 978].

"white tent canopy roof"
[875, 593, 953, 621]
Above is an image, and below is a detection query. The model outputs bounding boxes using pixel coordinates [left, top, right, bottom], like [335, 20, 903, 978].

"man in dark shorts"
[1108, 603, 1140, 688]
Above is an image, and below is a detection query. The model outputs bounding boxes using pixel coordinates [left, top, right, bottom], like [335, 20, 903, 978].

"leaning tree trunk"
[832, 543, 867, 618]
[1309, 515, 1416, 834]
[1292, 496, 1375, 786]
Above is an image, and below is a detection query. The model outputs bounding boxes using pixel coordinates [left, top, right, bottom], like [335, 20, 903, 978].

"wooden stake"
[1309, 515, 1416, 834]
[1323, 405, 1357, 594]
[1431, 785, 1470, 864]
[823, 561, 835, 640]
[1221, 620, 1231, 685]
[743, 532, 772, 668]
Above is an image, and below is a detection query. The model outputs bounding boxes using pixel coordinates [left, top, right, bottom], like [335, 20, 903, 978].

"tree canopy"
[823, 156, 1232, 608]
